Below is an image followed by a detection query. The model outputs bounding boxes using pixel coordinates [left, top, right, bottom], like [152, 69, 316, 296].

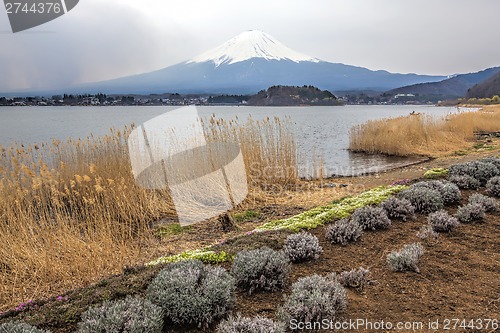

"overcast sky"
[1, 0, 499, 92]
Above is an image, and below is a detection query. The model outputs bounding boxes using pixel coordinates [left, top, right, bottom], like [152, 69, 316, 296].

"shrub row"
[324, 204, 395, 246]
[323, 181, 466, 246]
[255, 185, 408, 232]
[449, 160, 499, 186]
[8, 163, 496, 332]
[4, 187, 405, 332]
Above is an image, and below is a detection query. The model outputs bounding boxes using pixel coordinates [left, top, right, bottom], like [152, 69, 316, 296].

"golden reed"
[349, 106, 500, 157]
[0, 115, 298, 310]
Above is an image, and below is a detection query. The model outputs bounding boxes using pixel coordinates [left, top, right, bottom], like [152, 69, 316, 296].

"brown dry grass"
[349, 106, 500, 157]
[203, 115, 298, 188]
[0, 115, 300, 311]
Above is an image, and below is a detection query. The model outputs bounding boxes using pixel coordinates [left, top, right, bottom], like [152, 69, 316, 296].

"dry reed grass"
[0, 115, 298, 311]
[349, 107, 500, 157]
[203, 115, 298, 188]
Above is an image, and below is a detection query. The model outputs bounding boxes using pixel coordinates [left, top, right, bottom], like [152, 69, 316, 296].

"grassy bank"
[349, 106, 500, 157]
[0, 115, 299, 311]
[1, 156, 498, 333]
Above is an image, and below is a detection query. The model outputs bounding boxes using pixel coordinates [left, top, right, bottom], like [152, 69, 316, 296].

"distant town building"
[394, 93, 415, 98]
[82, 97, 100, 105]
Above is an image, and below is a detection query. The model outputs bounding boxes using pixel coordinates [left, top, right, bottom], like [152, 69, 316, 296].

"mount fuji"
[78, 30, 445, 94]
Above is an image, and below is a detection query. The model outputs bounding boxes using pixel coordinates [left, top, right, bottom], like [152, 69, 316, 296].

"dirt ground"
[1, 150, 499, 333]
[232, 189, 499, 333]
[140, 147, 500, 265]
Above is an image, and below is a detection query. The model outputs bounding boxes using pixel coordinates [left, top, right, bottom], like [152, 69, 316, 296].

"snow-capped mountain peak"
[187, 30, 320, 67]
[78, 30, 447, 95]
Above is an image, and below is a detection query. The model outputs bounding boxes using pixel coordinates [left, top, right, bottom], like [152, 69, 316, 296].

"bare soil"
[231, 190, 499, 333]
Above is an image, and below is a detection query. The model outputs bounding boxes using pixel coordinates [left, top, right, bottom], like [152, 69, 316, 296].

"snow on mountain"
[188, 30, 320, 67]
[71, 30, 447, 95]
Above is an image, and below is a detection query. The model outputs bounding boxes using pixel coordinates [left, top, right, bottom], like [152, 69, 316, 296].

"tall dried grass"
[203, 116, 298, 188]
[349, 107, 500, 157]
[0, 115, 298, 310]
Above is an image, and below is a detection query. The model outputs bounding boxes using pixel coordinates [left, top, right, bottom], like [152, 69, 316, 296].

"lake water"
[0, 105, 463, 176]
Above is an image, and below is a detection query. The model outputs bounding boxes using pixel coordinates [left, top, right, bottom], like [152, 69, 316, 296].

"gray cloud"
[0, 0, 499, 92]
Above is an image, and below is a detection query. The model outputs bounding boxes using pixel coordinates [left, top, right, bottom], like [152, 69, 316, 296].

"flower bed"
[147, 185, 407, 266]
[255, 185, 407, 232]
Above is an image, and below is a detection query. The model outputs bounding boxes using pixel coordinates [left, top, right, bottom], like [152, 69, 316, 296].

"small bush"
[424, 168, 448, 179]
[411, 180, 445, 192]
[455, 203, 486, 223]
[387, 243, 424, 273]
[427, 210, 459, 232]
[380, 197, 415, 221]
[416, 225, 438, 241]
[146, 260, 235, 328]
[216, 315, 285, 333]
[278, 274, 346, 324]
[0, 322, 50, 333]
[77, 296, 163, 333]
[449, 175, 481, 190]
[449, 161, 499, 185]
[486, 176, 500, 197]
[411, 180, 461, 205]
[148, 249, 233, 266]
[399, 187, 444, 214]
[325, 219, 362, 245]
[337, 267, 370, 291]
[283, 232, 323, 262]
[231, 247, 291, 294]
[440, 183, 462, 205]
[468, 193, 498, 212]
[480, 157, 500, 170]
[350, 206, 391, 230]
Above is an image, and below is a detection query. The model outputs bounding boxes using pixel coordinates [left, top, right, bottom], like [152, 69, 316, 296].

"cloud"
[0, 0, 499, 92]
[0, 0, 193, 91]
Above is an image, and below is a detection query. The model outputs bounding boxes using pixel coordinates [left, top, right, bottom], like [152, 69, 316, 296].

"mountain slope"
[387, 67, 500, 98]
[76, 30, 446, 94]
[79, 58, 445, 95]
[188, 30, 319, 66]
[466, 71, 500, 98]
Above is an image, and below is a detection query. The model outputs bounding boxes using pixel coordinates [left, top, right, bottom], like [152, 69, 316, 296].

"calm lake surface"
[0, 105, 464, 176]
